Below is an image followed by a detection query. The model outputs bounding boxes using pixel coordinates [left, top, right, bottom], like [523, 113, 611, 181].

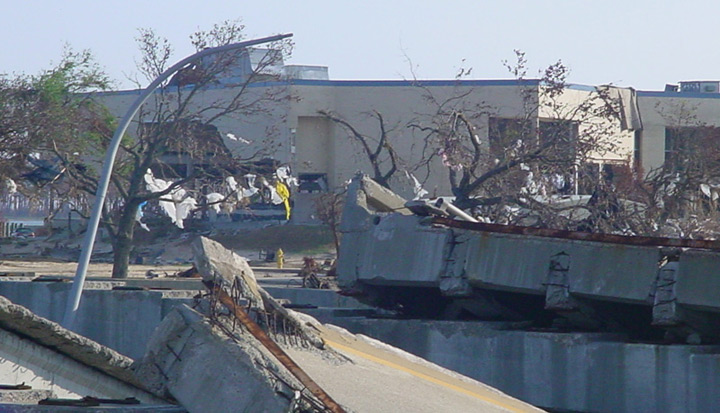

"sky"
[1, 1, 718, 91]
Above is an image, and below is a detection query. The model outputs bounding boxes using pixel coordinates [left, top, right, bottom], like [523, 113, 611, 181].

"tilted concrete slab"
[135, 303, 543, 413]
[675, 250, 720, 311]
[339, 211, 663, 304]
[133, 305, 300, 412]
[289, 313, 545, 413]
[456, 232, 566, 295]
[192, 237, 263, 308]
[457, 230, 660, 303]
[0, 295, 172, 406]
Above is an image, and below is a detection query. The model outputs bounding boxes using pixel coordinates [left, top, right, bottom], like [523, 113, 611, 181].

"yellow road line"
[323, 337, 530, 413]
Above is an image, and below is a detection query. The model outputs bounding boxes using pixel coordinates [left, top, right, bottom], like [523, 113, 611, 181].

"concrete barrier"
[0, 281, 195, 359]
[0, 281, 363, 360]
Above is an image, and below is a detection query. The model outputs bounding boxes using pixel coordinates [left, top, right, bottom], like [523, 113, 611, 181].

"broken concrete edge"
[339, 174, 411, 233]
[257, 287, 325, 350]
[132, 303, 322, 412]
[192, 236, 264, 308]
[192, 236, 326, 350]
[0, 295, 170, 403]
[208, 283, 346, 412]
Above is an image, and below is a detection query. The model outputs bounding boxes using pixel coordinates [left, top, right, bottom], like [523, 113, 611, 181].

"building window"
[488, 117, 529, 162]
[664, 126, 720, 172]
[633, 130, 642, 168]
[488, 117, 578, 163]
[665, 127, 690, 170]
[538, 119, 579, 164]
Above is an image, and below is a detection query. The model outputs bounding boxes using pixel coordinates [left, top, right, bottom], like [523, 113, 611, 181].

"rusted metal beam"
[431, 216, 720, 250]
[204, 281, 346, 413]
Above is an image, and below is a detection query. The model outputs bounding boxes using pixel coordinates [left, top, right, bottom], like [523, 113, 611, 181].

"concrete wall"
[457, 230, 660, 303]
[0, 280, 363, 360]
[340, 212, 663, 305]
[0, 281, 195, 360]
[331, 317, 720, 413]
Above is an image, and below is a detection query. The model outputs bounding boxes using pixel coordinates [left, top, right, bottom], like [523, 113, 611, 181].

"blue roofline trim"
[638, 90, 720, 99]
[565, 83, 597, 92]
[282, 78, 542, 87]
[94, 78, 606, 96]
[94, 78, 544, 95]
[92, 89, 144, 97]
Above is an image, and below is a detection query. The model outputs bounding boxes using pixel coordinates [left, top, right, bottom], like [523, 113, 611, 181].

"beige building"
[637, 82, 720, 175]
[97, 64, 638, 200]
[97, 54, 720, 204]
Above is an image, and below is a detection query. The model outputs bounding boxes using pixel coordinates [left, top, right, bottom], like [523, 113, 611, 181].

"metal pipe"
[431, 216, 720, 250]
[62, 33, 293, 329]
[434, 198, 479, 223]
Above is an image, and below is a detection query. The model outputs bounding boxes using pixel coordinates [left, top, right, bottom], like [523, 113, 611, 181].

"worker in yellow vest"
[275, 180, 291, 221]
[276, 248, 284, 269]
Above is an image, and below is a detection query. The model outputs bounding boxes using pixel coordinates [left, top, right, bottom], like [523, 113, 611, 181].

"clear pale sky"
[0, 0, 715, 91]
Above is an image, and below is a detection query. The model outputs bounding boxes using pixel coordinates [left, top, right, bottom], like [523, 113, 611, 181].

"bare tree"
[318, 110, 402, 189]
[409, 51, 626, 226]
[51, 20, 293, 278]
[313, 190, 345, 256]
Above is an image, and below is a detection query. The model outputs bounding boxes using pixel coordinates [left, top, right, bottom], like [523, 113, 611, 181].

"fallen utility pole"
[204, 280, 346, 413]
[431, 216, 720, 250]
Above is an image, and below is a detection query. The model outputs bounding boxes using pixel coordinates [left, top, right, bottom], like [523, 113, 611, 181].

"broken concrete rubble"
[134, 300, 543, 412]
[191, 237, 263, 308]
[131, 235, 543, 412]
[192, 236, 324, 349]
[337, 174, 720, 342]
[133, 304, 307, 412]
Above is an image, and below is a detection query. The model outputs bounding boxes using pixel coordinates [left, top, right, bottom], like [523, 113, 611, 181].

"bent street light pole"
[62, 33, 293, 328]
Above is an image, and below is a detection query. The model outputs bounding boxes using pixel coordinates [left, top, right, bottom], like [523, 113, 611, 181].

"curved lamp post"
[62, 33, 293, 328]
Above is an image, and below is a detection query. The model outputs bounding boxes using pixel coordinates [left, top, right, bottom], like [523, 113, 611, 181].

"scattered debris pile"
[297, 257, 337, 289]
[133, 237, 342, 412]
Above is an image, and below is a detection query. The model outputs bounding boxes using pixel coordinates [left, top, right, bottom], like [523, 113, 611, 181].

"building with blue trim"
[95, 51, 720, 218]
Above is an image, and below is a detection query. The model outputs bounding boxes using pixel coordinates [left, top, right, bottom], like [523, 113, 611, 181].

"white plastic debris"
[226, 133, 251, 144]
[144, 169, 197, 229]
[225, 176, 239, 193]
[4, 178, 17, 194]
[404, 171, 428, 200]
[205, 192, 224, 214]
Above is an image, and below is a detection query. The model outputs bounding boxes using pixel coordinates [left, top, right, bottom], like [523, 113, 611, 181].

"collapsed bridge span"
[337, 174, 720, 343]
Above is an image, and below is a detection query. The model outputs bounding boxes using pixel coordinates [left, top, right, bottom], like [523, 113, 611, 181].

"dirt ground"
[0, 223, 335, 278]
[0, 260, 190, 278]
